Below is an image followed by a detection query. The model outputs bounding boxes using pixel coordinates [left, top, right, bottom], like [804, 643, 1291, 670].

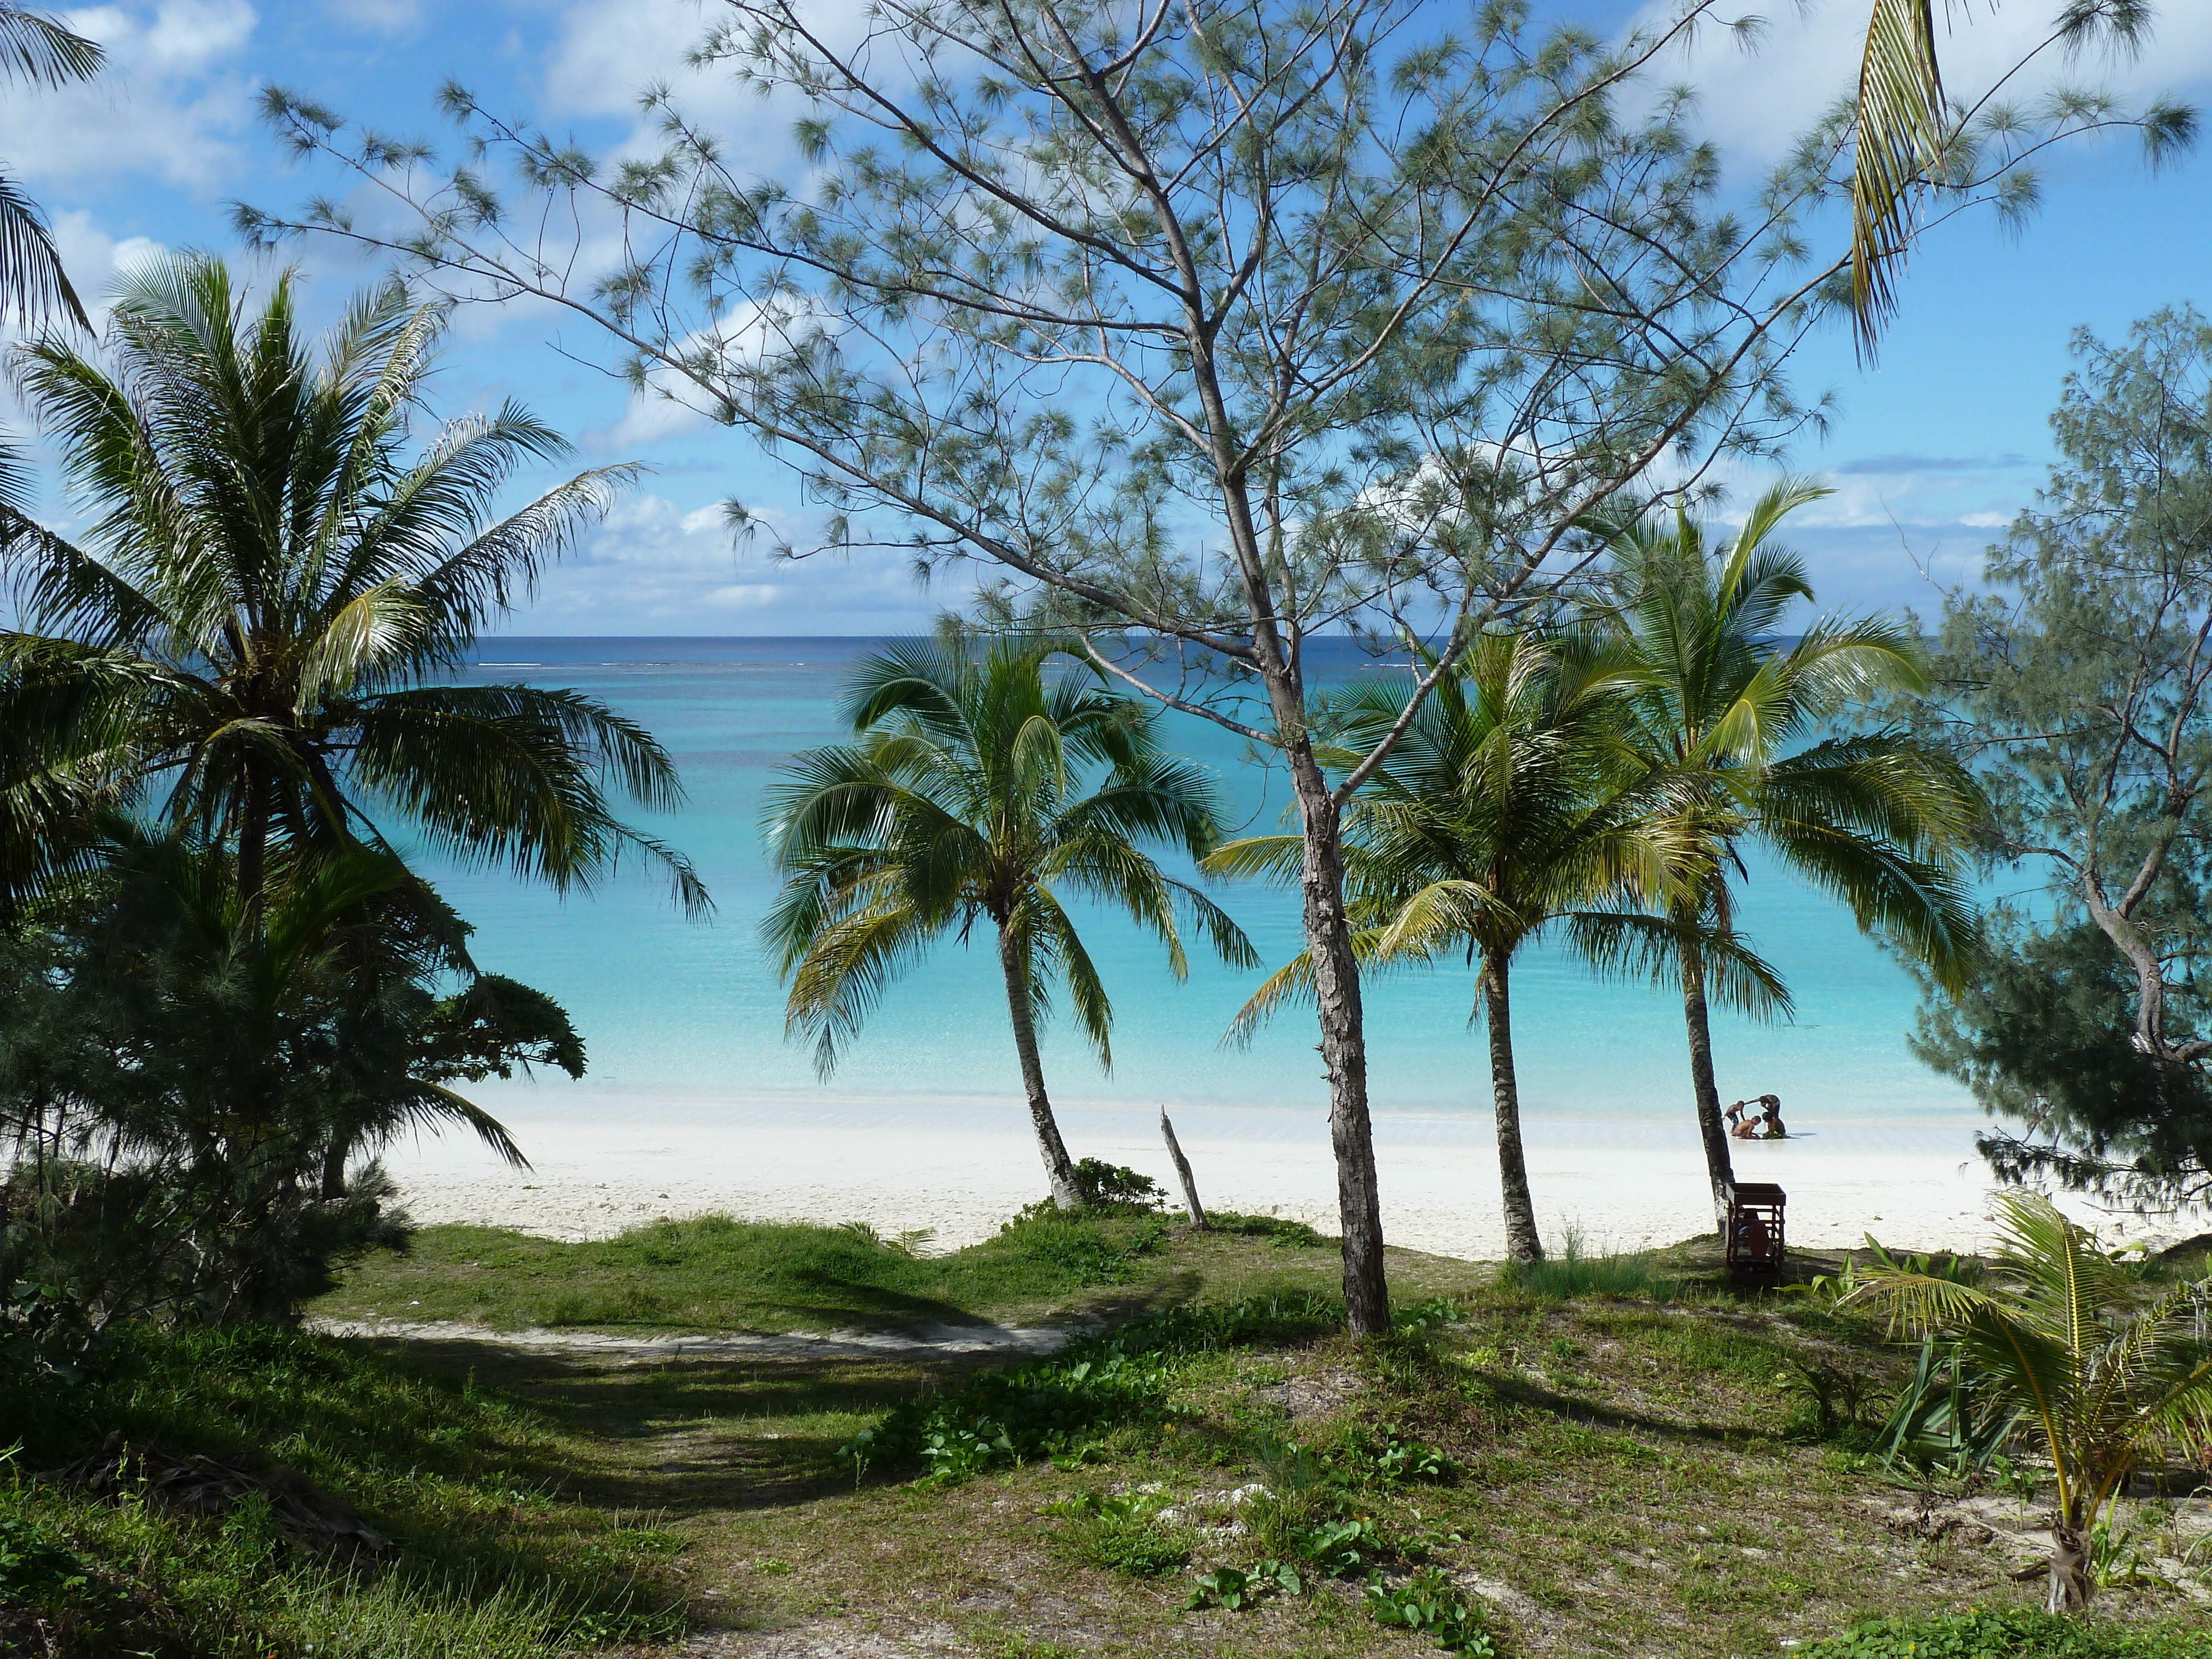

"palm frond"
[0, 164, 87, 328]
[1851, 0, 1948, 355]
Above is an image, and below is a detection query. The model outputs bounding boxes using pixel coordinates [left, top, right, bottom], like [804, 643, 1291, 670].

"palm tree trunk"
[1481, 950, 1542, 1265]
[1287, 753, 1391, 1334]
[2046, 1521, 2091, 1612]
[1681, 938, 1735, 1232]
[237, 762, 269, 931]
[997, 923, 1082, 1210]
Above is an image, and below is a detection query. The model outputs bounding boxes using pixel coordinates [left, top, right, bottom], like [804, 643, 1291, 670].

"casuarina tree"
[764, 637, 1253, 1208]
[1910, 309, 2212, 1213]
[244, 0, 2179, 1331]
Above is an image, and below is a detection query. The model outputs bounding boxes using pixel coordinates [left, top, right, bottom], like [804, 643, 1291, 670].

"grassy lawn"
[9, 1214, 2211, 1657]
[0, 1324, 686, 1657]
[305, 1208, 1498, 1336]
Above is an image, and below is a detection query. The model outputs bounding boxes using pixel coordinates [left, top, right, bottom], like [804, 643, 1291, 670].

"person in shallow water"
[1726, 1095, 1788, 1139]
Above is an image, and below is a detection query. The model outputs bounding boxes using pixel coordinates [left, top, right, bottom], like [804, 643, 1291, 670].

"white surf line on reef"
[309, 1316, 1078, 1360]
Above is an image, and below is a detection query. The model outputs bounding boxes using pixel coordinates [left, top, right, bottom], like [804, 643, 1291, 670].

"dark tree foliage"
[1911, 308, 2212, 1211]
[1911, 913, 2212, 1204]
[0, 833, 582, 1335]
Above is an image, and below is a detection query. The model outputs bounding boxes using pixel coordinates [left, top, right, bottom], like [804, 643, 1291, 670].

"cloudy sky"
[9, 0, 2211, 635]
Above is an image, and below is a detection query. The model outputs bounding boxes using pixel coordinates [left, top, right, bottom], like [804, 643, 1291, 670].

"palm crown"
[1211, 630, 1730, 1261]
[0, 254, 703, 916]
[1606, 478, 1980, 1219]
[1844, 1191, 2212, 1612]
[764, 637, 1253, 1207]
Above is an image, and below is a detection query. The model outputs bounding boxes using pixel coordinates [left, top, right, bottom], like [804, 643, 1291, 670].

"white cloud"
[138, 0, 253, 66]
[516, 489, 958, 629]
[48, 208, 167, 323]
[1638, 0, 2212, 168]
[0, 2, 259, 187]
[536, 0, 897, 179]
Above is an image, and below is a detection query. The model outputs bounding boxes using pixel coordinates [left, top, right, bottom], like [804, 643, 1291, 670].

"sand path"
[310, 1316, 1076, 1360]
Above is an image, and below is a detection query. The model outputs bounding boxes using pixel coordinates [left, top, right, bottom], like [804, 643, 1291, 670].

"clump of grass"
[1042, 1490, 1193, 1578]
[1502, 1229, 1677, 1302]
[1803, 1607, 2212, 1657]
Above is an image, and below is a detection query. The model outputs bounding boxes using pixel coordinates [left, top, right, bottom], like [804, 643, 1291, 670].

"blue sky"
[10, 0, 2211, 634]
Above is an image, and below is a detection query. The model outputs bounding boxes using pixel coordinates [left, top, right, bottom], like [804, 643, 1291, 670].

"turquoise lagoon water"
[418, 638, 1982, 1136]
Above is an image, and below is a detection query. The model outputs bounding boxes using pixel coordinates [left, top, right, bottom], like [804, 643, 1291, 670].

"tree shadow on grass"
[354, 1334, 991, 1515]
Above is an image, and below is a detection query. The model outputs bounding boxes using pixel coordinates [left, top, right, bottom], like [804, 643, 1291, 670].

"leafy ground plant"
[1365, 1567, 1497, 1655]
[840, 1295, 1341, 1484]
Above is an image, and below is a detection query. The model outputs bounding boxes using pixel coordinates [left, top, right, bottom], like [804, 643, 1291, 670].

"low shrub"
[1209, 1213, 1328, 1248]
[1068, 1160, 1166, 1211]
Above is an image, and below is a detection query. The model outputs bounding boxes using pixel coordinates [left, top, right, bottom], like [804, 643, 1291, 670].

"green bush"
[1068, 1160, 1166, 1211]
[1804, 1608, 2212, 1658]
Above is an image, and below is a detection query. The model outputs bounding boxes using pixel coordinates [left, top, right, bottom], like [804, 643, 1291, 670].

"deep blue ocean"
[412, 638, 1981, 1129]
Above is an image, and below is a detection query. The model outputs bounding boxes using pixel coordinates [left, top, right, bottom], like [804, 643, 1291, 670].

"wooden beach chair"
[1722, 1180, 1787, 1280]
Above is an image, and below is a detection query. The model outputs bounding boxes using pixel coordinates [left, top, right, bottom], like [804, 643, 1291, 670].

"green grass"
[15, 1214, 2211, 1657]
[0, 1324, 684, 1657]
[1499, 1229, 1681, 1301]
[309, 1207, 1479, 1337]
[1805, 1608, 2212, 1657]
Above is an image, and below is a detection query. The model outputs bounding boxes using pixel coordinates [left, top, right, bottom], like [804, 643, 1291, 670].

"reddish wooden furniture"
[1723, 1180, 1787, 1279]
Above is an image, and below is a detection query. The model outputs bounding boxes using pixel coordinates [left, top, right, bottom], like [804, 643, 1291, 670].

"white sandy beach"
[377, 1087, 2207, 1260]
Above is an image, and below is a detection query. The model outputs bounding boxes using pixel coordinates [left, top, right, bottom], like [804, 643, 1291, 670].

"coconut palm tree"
[763, 637, 1255, 1208]
[0, 5, 101, 333]
[0, 8, 103, 907]
[1605, 479, 1980, 1228]
[1843, 1191, 2212, 1613]
[1209, 631, 1741, 1264]
[0, 254, 705, 922]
